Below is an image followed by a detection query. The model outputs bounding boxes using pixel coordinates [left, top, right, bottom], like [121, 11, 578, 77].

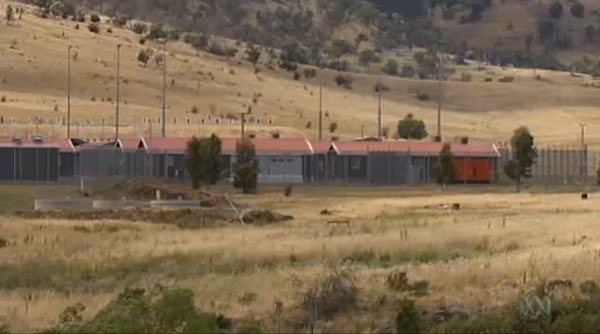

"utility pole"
[115, 44, 121, 141]
[318, 84, 323, 140]
[67, 45, 72, 139]
[162, 40, 167, 138]
[378, 81, 382, 140]
[580, 123, 587, 180]
[240, 112, 246, 138]
[436, 54, 443, 141]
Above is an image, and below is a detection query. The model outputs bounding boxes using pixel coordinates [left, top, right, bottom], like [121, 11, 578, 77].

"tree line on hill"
[17, 0, 600, 77]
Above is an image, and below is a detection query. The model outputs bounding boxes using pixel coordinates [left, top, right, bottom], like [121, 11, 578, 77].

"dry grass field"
[2, 0, 600, 148]
[1, 184, 600, 331]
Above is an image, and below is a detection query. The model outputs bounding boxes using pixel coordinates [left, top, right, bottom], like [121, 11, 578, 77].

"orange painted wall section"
[455, 159, 493, 182]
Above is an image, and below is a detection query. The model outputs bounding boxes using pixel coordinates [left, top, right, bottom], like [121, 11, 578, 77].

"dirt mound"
[15, 208, 231, 229]
[108, 177, 224, 207]
[242, 210, 293, 225]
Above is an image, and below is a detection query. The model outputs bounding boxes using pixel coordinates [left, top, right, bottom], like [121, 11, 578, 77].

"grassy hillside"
[2, 0, 600, 148]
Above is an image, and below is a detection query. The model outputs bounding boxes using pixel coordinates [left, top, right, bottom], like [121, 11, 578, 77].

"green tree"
[5, 4, 13, 25]
[504, 127, 537, 192]
[397, 113, 428, 140]
[203, 134, 223, 186]
[382, 59, 399, 75]
[571, 2, 585, 18]
[245, 44, 261, 65]
[435, 143, 456, 189]
[185, 135, 222, 190]
[549, 1, 564, 19]
[185, 137, 203, 190]
[234, 138, 259, 194]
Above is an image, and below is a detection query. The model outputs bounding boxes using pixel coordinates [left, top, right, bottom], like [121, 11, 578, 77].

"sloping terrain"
[2, 0, 600, 148]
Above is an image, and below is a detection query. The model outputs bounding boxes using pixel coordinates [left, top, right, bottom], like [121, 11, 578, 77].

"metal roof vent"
[31, 135, 44, 143]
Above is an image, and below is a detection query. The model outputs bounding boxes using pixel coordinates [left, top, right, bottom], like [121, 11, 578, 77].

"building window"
[167, 156, 175, 167]
[351, 157, 361, 170]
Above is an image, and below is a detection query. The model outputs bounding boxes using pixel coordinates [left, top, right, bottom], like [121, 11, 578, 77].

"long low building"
[0, 135, 502, 185]
[0, 136, 60, 182]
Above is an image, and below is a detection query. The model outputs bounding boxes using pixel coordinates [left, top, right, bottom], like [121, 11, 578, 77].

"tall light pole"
[67, 45, 72, 139]
[318, 84, 322, 140]
[115, 44, 121, 141]
[162, 40, 167, 138]
[436, 46, 444, 141]
[378, 80, 382, 140]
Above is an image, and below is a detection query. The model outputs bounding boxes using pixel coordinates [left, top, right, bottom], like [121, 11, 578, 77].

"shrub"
[113, 16, 128, 27]
[397, 113, 428, 140]
[0, 96, 6, 103]
[190, 106, 199, 114]
[43, 286, 229, 333]
[396, 298, 421, 334]
[305, 121, 312, 129]
[148, 24, 167, 40]
[300, 269, 358, 320]
[90, 14, 100, 23]
[334, 75, 353, 89]
[329, 122, 338, 133]
[88, 23, 100, 33]
[303, 68, 317, 79]
[358, 49, 379, 67]
[284, 184, 293, 197]
[400, 64, 416, 77]
[132, 22, 147, 35]
[184, 33, 208, 50]
[137, 49, 151, 67]
[382, 59, 399, 75]
[293, 72, 301, 80]
[374, 82, 390, 92]
[571, 2, 585, 18]
[549, 1, 564, 19]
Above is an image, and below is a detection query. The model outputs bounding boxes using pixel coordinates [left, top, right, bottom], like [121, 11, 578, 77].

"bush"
[132, 22, 147, 35]
[183, 33, 208, 50]
[549, 1, 564, 19]
[397, 113, 428, 140]
[284, 184, 293, 197]
[334, 75, 353, 89]
[571, 2, 585, 18]
[43, 286, 229, 334]
[358, 49, 379, 67]
[0, 96, 6, 103]
[329, 122, 338, 133]
[137, 49, 151, 67]
[382, 59, 399, 75]
[400, 64, 416, 77]
[87, 23, 100, 33]
[396, 298, 421, 334]
[148, 24, 167, 40]
[303, 68, 317, 79]
[113, 16, 128, 27]
[90, 14, 100, 23]
[300, 269, 358, 320]
[374, 82, 390, 92]
[293, 72, 301, 80]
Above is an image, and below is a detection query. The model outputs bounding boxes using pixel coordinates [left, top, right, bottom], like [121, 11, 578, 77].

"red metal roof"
[117, 139, 143, 150]
[143, 137, 313, 155]
[308, 140, 332, 154]
[331, 141, 500, 157]
[0, 136, 60, 149]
